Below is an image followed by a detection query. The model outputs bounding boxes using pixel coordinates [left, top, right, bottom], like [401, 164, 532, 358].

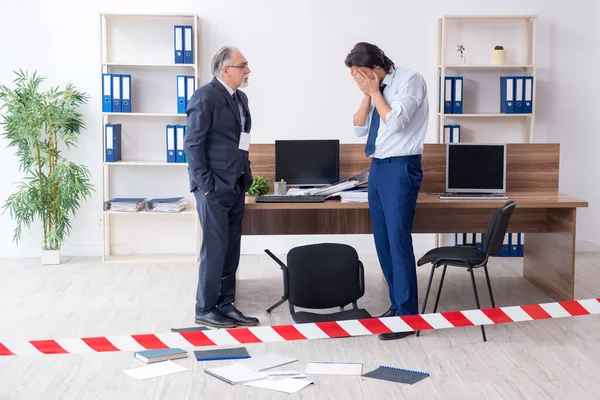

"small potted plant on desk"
[248, 176, 270, 197]
[0, 70, 94, 265]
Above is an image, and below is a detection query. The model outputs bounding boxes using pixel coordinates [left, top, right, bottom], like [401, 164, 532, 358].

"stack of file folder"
[144, 197, 188, 213]
[339, 187, 368, 203]
[443, 124, 461, 143]
[500, 76, 533, 114]
[102, 74, 132, 113]
[104, 198, 146, 212]
[166, 125, 187, 163]
[454, 232, 524, 257]
[301, 171, 369, 197]
[439, 76, 463, 114]
[174, 25, 194, 64]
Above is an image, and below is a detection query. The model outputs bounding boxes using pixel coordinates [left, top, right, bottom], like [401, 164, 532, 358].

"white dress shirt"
[353, 67, 429, 159]
[217, 78, 246, 130]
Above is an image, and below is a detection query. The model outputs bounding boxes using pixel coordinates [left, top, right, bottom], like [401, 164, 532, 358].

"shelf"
[439, 15, 536, 21]
[102, 13, 197, 19]
[103, 253, 198, 263]
[102, 112, 186, 117]
[103, 62, 195, 68]
[103, 161, 188, 167]
[104, 209, 196, 216]
[440, 113, 534, 118]
[440, 65, 534, 70]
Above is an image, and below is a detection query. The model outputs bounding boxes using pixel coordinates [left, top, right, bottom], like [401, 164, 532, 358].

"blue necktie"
[364, 84, 387, 157]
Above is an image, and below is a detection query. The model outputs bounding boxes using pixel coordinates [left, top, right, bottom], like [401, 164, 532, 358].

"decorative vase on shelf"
[491, 45, 506, 65]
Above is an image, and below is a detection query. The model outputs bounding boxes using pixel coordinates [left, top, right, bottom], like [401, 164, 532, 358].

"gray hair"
[211, 46, 239, 78]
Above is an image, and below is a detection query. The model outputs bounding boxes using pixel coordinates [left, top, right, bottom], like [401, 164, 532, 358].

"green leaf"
[0, 70, 93, 251]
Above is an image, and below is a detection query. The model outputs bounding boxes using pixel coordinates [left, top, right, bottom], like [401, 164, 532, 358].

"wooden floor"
[1, 252, 600, 399]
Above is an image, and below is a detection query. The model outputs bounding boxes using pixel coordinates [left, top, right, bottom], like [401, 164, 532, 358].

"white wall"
[1, 0, 599, 258]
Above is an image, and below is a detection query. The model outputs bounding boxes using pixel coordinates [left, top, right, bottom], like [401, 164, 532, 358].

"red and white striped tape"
[2, 298, 599, 356]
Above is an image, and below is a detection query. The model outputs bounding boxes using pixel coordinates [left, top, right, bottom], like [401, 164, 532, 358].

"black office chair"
[265, 243, 372, 323]
[416, 201, 516, 341]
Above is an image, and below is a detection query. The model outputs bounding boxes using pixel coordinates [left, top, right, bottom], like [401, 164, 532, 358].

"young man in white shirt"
[345, 42, 428, 340]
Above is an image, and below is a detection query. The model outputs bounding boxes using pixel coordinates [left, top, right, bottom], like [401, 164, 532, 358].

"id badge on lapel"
[238, 131, 251, 151]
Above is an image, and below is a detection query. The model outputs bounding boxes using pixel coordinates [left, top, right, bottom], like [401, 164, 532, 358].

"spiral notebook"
[237, 353, 298, 371]
[362, 365, 429, 385]
[304, 362, 362, 376]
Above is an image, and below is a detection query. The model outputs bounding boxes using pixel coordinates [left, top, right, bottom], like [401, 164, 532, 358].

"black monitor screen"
[447, 144, 506, 192]
[275, 140, 339, 185]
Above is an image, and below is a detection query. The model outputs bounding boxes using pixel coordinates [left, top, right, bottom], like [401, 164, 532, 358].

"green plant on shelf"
[494, 45, 504, 50]
[0, 70, 94, 251]
[248, 176, 269, 196]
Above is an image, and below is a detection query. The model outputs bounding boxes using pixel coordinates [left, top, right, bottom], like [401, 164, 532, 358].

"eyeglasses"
[225, 62, 249, 70]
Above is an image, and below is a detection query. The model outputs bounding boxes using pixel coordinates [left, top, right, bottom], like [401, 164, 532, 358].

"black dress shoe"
[218, 304, 259, 327]
[378, 331, 415, 341]
[378, 307, 398, 318]
[195, 309, 237, 328]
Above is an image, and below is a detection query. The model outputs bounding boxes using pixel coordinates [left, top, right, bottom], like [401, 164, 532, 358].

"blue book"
[135, 348, 187, 364]
[194, 347, 250, 361]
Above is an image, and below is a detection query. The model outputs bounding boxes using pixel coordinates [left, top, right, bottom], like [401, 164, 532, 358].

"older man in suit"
[184, 46, 258, 328]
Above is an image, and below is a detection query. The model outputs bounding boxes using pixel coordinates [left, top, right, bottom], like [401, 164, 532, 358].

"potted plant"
[0, 70, 94, 264]
[491, 45, 506, 65]
[248, 176, 269, 196]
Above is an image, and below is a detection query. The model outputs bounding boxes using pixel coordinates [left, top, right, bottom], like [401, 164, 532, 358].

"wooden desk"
[243, 143, 588, 302]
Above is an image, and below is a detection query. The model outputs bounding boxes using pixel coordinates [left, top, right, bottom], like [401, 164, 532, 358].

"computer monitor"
[446, 143, 506, 193]
[275, 139, 339, 186]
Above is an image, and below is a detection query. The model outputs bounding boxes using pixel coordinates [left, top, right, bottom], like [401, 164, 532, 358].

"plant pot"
[491, 50, 506, 65]
[42, 249, 60, 265]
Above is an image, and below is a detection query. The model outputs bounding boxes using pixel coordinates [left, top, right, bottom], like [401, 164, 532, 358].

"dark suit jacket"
[184, 77, 253, 195]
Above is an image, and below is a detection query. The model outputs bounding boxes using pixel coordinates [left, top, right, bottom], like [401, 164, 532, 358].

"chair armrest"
[358, 261, 365, 298]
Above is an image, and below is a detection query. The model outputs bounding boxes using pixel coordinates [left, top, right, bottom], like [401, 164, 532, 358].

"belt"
[371, 154, 421, 164]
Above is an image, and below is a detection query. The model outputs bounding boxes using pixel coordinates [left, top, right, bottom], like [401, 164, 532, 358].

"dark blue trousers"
[368, 155, 423, 316]
[193, 175, 245, 313]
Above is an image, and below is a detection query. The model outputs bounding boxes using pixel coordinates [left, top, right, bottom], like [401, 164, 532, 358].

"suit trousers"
[193, 174, 245, 313]
[368, 155, 423, 316]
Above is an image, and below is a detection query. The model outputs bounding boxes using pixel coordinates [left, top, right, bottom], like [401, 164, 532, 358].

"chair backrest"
[286, 243, 364, 310]
[482, 201, 517, 256]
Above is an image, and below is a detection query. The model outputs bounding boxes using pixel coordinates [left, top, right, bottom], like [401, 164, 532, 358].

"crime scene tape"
[1, 298, 599, 356]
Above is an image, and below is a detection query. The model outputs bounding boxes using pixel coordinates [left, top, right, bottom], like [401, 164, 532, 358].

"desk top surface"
[245, 192, 588, 210]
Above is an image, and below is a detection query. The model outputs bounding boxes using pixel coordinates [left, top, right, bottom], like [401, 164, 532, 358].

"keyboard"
[439, 193, 508, 200]
[255, 194, 326, 203]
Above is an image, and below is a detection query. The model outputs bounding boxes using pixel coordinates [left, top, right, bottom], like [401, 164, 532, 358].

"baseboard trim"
[577, 239, 600, 253]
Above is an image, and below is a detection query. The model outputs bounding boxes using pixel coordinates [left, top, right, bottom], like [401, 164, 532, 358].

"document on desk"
[286, 170, 369, 197]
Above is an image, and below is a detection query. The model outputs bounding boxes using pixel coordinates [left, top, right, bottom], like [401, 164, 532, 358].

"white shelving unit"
[99, 13, 201, 263]
[436, 15, 538, 144]
[435, 15, 537, 248]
